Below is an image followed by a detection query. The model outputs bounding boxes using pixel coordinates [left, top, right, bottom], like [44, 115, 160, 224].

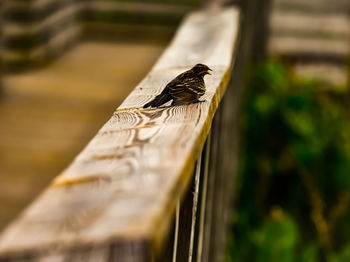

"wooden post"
[196, 1, 273, 259]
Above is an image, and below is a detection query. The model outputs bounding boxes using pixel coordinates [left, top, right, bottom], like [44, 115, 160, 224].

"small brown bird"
[143, 63, 212, 108]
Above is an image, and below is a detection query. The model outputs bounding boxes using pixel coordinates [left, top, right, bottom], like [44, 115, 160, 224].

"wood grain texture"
[0, 7, 240, 260]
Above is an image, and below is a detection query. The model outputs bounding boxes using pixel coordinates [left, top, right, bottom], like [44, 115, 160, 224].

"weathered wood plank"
[293, 63, 348, 87]
[85, 1, 190, 16]
[3, 0, 76, 23]
[4, 0, 59, 11]
[3, 4, 81, 37]
[82, 22, 176, 43]
[1, 0, 81, 71]
[270, 11, 350, 40]
[269, 0, 349, 86]
[269, 36, 350, 58]
[83, 1, 187, 27]
[2, 25, 81, 68]
[0, 6, 240, 260]
[273, 0, 350, 14]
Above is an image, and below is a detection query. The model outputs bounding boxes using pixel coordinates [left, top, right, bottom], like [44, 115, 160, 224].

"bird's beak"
[200, 68, 212, 75]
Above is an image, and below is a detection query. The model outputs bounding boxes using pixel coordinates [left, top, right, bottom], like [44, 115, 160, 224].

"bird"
[143, 63, 212, 108]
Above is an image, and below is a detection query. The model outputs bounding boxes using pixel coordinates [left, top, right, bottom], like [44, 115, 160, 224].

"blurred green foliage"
[227, 61, 350, 262]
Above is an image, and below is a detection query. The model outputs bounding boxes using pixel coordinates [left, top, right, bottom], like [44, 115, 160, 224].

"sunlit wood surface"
[0, 41, 164, 232]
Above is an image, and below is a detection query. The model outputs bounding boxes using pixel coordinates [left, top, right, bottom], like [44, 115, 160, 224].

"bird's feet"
[192, 99, 206, 104]
[170, 99, 206, 106]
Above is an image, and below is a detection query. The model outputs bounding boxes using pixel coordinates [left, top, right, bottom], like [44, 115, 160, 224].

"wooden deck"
[0, 41, 165, 231]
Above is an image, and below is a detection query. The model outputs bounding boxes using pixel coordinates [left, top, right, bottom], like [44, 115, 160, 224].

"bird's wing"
[161, 72, 187, 93]
[169, 77, 204, 96]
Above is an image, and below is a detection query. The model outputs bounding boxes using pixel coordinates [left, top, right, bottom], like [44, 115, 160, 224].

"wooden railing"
[0, 4, 241, 261]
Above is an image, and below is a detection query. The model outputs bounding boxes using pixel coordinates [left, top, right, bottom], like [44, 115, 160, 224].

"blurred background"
[0, 0, 350, 261]
[227, 0, 350, 261]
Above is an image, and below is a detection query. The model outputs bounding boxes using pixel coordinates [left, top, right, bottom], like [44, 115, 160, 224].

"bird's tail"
[143, 93, 172, 108]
